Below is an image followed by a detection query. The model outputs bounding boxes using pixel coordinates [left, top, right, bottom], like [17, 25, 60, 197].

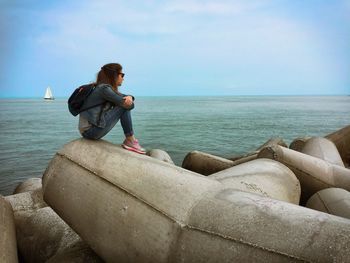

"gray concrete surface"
[183, 138, 287, 176]
[5, 181, 102, 263]
[289, 137, 311, 152]
[147, 149, 174, 164]
[42, 138, 350, 262]
[13, 177, 42, 194]
[209, 158, 300, 204]
[258, 145, 350, 204]
[306, 188, 350, 219]
[326, 125, 350, 167]
[302, 137, 344, 167]
[0, 195, 18, 263]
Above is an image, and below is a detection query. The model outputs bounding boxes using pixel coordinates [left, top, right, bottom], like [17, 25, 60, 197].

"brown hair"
[96, 63, 122, 91]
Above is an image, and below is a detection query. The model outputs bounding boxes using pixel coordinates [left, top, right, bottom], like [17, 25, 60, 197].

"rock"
[42, 138, 350, 262]
[306, 188, 350, 219]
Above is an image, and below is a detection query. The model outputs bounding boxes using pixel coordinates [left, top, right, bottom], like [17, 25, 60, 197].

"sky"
[0, 0, 349, 97]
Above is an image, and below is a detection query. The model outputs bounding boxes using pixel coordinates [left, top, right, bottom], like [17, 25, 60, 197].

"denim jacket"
[79, 83, 134, 128]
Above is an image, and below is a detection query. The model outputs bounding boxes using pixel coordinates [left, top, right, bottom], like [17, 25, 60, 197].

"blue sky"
[1, 0, 349, 97]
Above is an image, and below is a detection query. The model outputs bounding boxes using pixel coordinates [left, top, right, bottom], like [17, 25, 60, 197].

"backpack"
[68, 84, 103, 116]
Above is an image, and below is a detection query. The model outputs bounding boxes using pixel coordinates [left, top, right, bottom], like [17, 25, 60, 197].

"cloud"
[163, 0, 267, 15]
[31, 0, 288, 60]
[3, 0, 349, 96]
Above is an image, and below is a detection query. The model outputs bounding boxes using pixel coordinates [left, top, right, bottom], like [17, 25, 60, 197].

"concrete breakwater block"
[258, 145, 350, 204]
[306, 188, 350, 220]
[5, 189, 48, 214]
[301, 137, 344, 167]
[13, 206, 102, 263]
[0, 195, 18, 263]
[13, 177, 42, 194]
[326, 125, 350, 167]
[209, 159, 300, 204]
[147, 149, 174, 164]
[43, 139, 350, 262]
[5, 181, 102, 263]
[228, 137, 288, 164]
[182, 150, 235, 175]
[183, 138, 287, 176]
[289, 137, 311, 152]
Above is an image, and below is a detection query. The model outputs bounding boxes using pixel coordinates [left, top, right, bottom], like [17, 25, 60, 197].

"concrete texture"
[301, 137, 344, 167]
[147, 149, 174, 164]
[42, 139, 350, 262]
[13, 206, 102, 263]
[289, 137, 311, 152]
[326, 125, 350, 167]
[182, 150, 235, 175]
[228, 137, 287, 161]
[13, 177, 42, 194]
[209, 158, 300, 204]
[306, 188, 350, 219]
[258, 145, 350, 204]
[183, 138, 287, 176]
[5, 189, 48, 214]
[6, 182, 102, 263]
[0, 195, 18, 263]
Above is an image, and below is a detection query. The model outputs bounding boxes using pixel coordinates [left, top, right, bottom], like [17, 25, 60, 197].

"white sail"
[44, 86, 54, 100]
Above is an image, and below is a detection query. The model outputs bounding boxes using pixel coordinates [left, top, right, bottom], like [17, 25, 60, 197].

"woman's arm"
[101, 85, 134, 110]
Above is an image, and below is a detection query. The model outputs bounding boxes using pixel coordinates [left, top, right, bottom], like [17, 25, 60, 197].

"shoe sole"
[122, 144, 146, 154]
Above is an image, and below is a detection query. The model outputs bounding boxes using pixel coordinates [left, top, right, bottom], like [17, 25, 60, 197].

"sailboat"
[44, 86, 54, 100]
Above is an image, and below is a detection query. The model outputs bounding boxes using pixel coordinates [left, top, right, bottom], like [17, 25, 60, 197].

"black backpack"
[68, 84, 103, 116]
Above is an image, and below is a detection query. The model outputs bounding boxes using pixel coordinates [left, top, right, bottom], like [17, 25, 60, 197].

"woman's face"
[116, 72, 125, 86]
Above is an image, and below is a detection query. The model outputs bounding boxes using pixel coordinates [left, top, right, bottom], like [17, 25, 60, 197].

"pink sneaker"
[122, 139, 146, 154]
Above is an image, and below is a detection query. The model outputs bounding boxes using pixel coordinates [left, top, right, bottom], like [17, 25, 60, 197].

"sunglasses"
[119, 73, 125, 78]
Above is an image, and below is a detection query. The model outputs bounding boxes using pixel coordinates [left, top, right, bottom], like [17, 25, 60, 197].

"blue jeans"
[82, 106, 134, 140]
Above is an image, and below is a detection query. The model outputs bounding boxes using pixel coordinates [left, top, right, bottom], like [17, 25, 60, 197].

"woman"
[78, 63, 146, 154]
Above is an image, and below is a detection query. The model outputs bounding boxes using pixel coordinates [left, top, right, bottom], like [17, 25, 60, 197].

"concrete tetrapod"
[147, 149, 175, 164]
[325, 125, 350, 167]
[182, 138, 287, 176]
[182, 150, 236, 175]
[12, 206, 102, 263]
[229, 137, 288, 161]
[258, 145, 350, 204]
[5, 181, 102, 263]
[43, 139, 350, 262]
[13, 177, 42, 194]
[0, 195, 18, 263]
[209, 158, 301, 204]
[301, 137, 344, 167]
[306, 188, 350, 220]
[289, 137, 311, 152]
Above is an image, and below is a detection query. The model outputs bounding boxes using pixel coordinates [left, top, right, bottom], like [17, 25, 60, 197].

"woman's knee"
[82, 130, 101, 140]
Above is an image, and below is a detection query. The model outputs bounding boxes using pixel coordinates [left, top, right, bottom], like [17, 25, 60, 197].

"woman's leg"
[119, 110, 145, 153]
[82, 107, 129, 140]
[120, 109, 134, 137]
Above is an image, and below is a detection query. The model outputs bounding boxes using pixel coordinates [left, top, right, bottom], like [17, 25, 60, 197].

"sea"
[0, 96, 349, 196]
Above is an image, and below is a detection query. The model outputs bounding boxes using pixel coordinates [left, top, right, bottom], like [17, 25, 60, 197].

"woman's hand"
[123, 96, 133, 107]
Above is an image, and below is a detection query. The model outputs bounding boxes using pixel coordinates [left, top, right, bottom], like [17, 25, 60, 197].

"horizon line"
[0, 94, 349, 99]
